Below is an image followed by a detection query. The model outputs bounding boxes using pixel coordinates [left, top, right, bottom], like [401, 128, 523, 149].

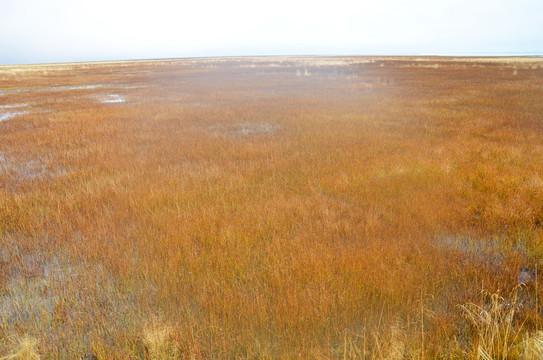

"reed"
[1, 56, 543, 358]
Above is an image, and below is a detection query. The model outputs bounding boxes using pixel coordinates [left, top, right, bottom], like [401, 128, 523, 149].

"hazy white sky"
[1, 0, 542, 64]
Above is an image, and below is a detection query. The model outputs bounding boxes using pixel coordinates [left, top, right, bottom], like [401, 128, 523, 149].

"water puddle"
[0, 103, 28, 110]
[0, 233, 157, 351]
[0, 111, 28, 122]
[236, 123, 275, 136]
[98, 94, 125, 103]
[0, 153, 66, 183]
[210, 122, 278, 138]
[1, 84, 105, 95]
[1, 83, 144, 96]
[0, 103, 30, 122]
[435, 234, 533, 272]
[49, 84, 103, 91]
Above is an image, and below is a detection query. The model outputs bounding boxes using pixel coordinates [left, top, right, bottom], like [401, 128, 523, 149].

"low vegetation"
[1, 56, 543, 358]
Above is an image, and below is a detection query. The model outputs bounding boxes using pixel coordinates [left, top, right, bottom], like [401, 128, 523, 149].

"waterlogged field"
[1, 56, 543, 359]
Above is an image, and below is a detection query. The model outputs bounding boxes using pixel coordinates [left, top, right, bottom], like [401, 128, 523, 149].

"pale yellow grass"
[0, 336, 39, 360]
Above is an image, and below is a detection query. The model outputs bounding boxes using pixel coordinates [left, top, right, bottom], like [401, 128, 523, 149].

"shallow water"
[49, 84, 103, 91]
[209, 122, 277, 138]
[0, 110, 28, 122]
[0, 153, 66, 182]
[0, 103, 28, 110]
[98, 94, 125, 103]
[0, 103, 29, 122]
[2, 84, 105, 94]
[237, 123, 275, 135]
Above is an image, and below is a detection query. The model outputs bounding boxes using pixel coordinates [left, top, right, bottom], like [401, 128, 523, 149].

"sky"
[1, 0, 542, 64]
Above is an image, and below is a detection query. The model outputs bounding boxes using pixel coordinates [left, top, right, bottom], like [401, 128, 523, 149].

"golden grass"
[1, 56, 543, 358]
[522, 331, 543, 360]
[142, 321, 177, 360]
[460, 287, 524, 359]
[0, 336, 39, 360]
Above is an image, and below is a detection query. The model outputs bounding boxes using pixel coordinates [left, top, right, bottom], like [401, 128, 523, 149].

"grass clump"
[142, 321, 178, 360]
[522, 331, 543, 360]
[460, 287, 525, 359]
[0, 336, 39, 360]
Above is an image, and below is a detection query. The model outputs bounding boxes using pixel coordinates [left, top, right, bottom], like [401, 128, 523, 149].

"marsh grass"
[522, 331, 543, 360]
[0, 336, 39, 360]
[460, 287, 524, 359]
[1, 56, 543, 358]
[142, 321, 178, 360]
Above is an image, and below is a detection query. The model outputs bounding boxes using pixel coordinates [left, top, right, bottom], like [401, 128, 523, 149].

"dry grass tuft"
[142, 321, 178, 360]
[373, 325, 406, 360]
[460, 287, 524, 359]
[1, 336, 39, 360]
[522, 331, 543, 360]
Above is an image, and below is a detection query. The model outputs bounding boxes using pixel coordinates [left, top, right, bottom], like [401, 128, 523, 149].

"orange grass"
[1, 56, 543, 358]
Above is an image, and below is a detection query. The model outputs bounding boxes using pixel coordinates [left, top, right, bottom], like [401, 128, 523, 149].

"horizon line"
[2, 52, 543, 67]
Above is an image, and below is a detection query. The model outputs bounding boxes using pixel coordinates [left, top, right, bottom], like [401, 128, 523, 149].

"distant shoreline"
[2, 54, 543, 67]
